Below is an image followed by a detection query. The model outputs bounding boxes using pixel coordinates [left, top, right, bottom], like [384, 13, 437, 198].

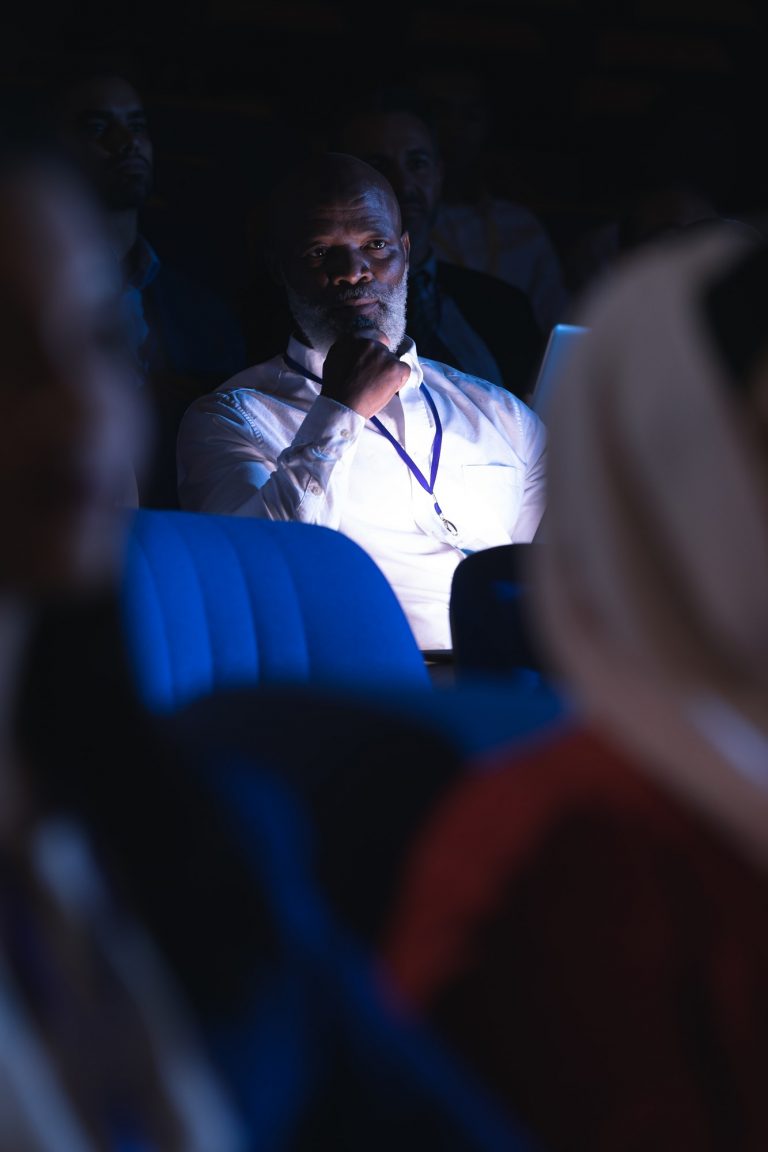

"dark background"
[2, 0, 767, 310]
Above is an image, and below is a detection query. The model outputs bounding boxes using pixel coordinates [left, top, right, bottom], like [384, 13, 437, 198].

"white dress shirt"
[177, 336, 547, 650]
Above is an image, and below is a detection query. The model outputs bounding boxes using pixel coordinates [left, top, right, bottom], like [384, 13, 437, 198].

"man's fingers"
[351, 327, 388, 348]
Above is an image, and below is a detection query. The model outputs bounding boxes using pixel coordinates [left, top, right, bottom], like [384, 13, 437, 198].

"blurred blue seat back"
[120, 509, 430, 713]
[450, 544, 546, 679]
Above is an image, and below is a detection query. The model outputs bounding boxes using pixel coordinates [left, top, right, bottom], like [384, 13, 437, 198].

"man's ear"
[402, 229, 411, 269]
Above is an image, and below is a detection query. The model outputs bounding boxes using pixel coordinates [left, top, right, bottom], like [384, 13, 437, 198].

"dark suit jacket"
[429, 259, 546, 398]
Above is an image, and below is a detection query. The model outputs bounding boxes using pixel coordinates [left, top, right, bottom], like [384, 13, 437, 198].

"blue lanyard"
[283, 353, 458, 535]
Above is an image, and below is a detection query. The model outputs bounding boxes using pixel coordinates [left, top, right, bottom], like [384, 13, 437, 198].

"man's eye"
[306, 247, 327, 259]
[366, 240, 387, 251]
[129, 117, 148, 133]
[82, 119, 108, 138]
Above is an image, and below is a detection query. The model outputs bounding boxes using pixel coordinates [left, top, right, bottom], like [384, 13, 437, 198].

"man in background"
[326, 88, 546, 400]
[47, 61, 247, 508]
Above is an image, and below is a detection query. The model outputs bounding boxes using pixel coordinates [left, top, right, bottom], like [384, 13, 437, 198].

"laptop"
[529, 323, 589, 419]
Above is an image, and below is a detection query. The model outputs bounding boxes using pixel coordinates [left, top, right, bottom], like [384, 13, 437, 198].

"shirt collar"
[285, 333, 422, 391]
[399, 337, 422, 387]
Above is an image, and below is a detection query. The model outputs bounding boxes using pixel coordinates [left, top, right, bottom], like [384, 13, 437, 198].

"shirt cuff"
[295, 395, 366, 458]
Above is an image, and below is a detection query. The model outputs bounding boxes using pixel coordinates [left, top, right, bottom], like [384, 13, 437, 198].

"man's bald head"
[268, 151, 403, 249]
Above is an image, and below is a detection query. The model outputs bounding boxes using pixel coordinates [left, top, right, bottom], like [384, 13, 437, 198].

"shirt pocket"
[459, 463, 524, 548]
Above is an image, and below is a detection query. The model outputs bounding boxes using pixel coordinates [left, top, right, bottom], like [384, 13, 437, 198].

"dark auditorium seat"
[449, 543, 548, 680]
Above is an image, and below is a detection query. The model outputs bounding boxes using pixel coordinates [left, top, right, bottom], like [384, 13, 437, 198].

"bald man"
[177, 152, 547, 653]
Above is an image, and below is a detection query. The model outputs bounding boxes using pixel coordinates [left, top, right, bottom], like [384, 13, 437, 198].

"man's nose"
[327, 248, 372, 285]
[107, 121, 141, 155]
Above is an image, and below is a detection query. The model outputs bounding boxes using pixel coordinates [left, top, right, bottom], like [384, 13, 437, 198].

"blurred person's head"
[265, 151, 410, 357]
[327, 90, 443, 269]
[616, 176, 763, 258]
[415, 61, 492, 175]
[52, 69, 154, 213]
[528, 227, 768, 863]
[616, 175, 732, 254]
[0, 146, 150, 598]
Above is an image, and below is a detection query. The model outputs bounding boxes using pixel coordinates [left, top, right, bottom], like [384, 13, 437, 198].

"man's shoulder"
[420, 358, 544, 426]
[179, 358, 286, 441]
[214, 355, 284, 395]
[420, 357, 516, 401]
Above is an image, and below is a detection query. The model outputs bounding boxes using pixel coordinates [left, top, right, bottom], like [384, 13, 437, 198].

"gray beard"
[285, 276, 408, 357]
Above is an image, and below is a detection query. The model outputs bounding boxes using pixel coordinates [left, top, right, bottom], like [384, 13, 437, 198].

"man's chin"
[314, 313, 380, 344]
[292, 299, 404, 355]
[104, 178, 152, 210]
[347, 314, 380, 334]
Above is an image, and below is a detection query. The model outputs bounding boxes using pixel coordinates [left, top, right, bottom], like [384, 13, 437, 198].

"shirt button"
[309, 482, 322, 496]
[340, 428, 350, 439]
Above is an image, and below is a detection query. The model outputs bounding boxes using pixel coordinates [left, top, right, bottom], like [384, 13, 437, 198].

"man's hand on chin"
[321, 333, 410, 419]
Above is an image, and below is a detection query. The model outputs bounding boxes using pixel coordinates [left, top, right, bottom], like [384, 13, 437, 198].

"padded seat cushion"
[121, 509, 429, 712]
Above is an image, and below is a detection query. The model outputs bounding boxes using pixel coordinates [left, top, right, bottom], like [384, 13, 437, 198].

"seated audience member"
[46, 62, 247, 509]
[414, 59, 570, 335]
[565, 179, 762, 305]
[617, 175, 763, 254]
[177, 152, 548, 654]
[381, 228, 768, 1150]
[0, 142, 537, 1151]
[566, 75, 762, 302]
[324, 88, 546, 398]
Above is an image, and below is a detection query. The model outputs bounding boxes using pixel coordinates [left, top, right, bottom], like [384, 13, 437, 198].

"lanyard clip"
[440, 515, 458, 536]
